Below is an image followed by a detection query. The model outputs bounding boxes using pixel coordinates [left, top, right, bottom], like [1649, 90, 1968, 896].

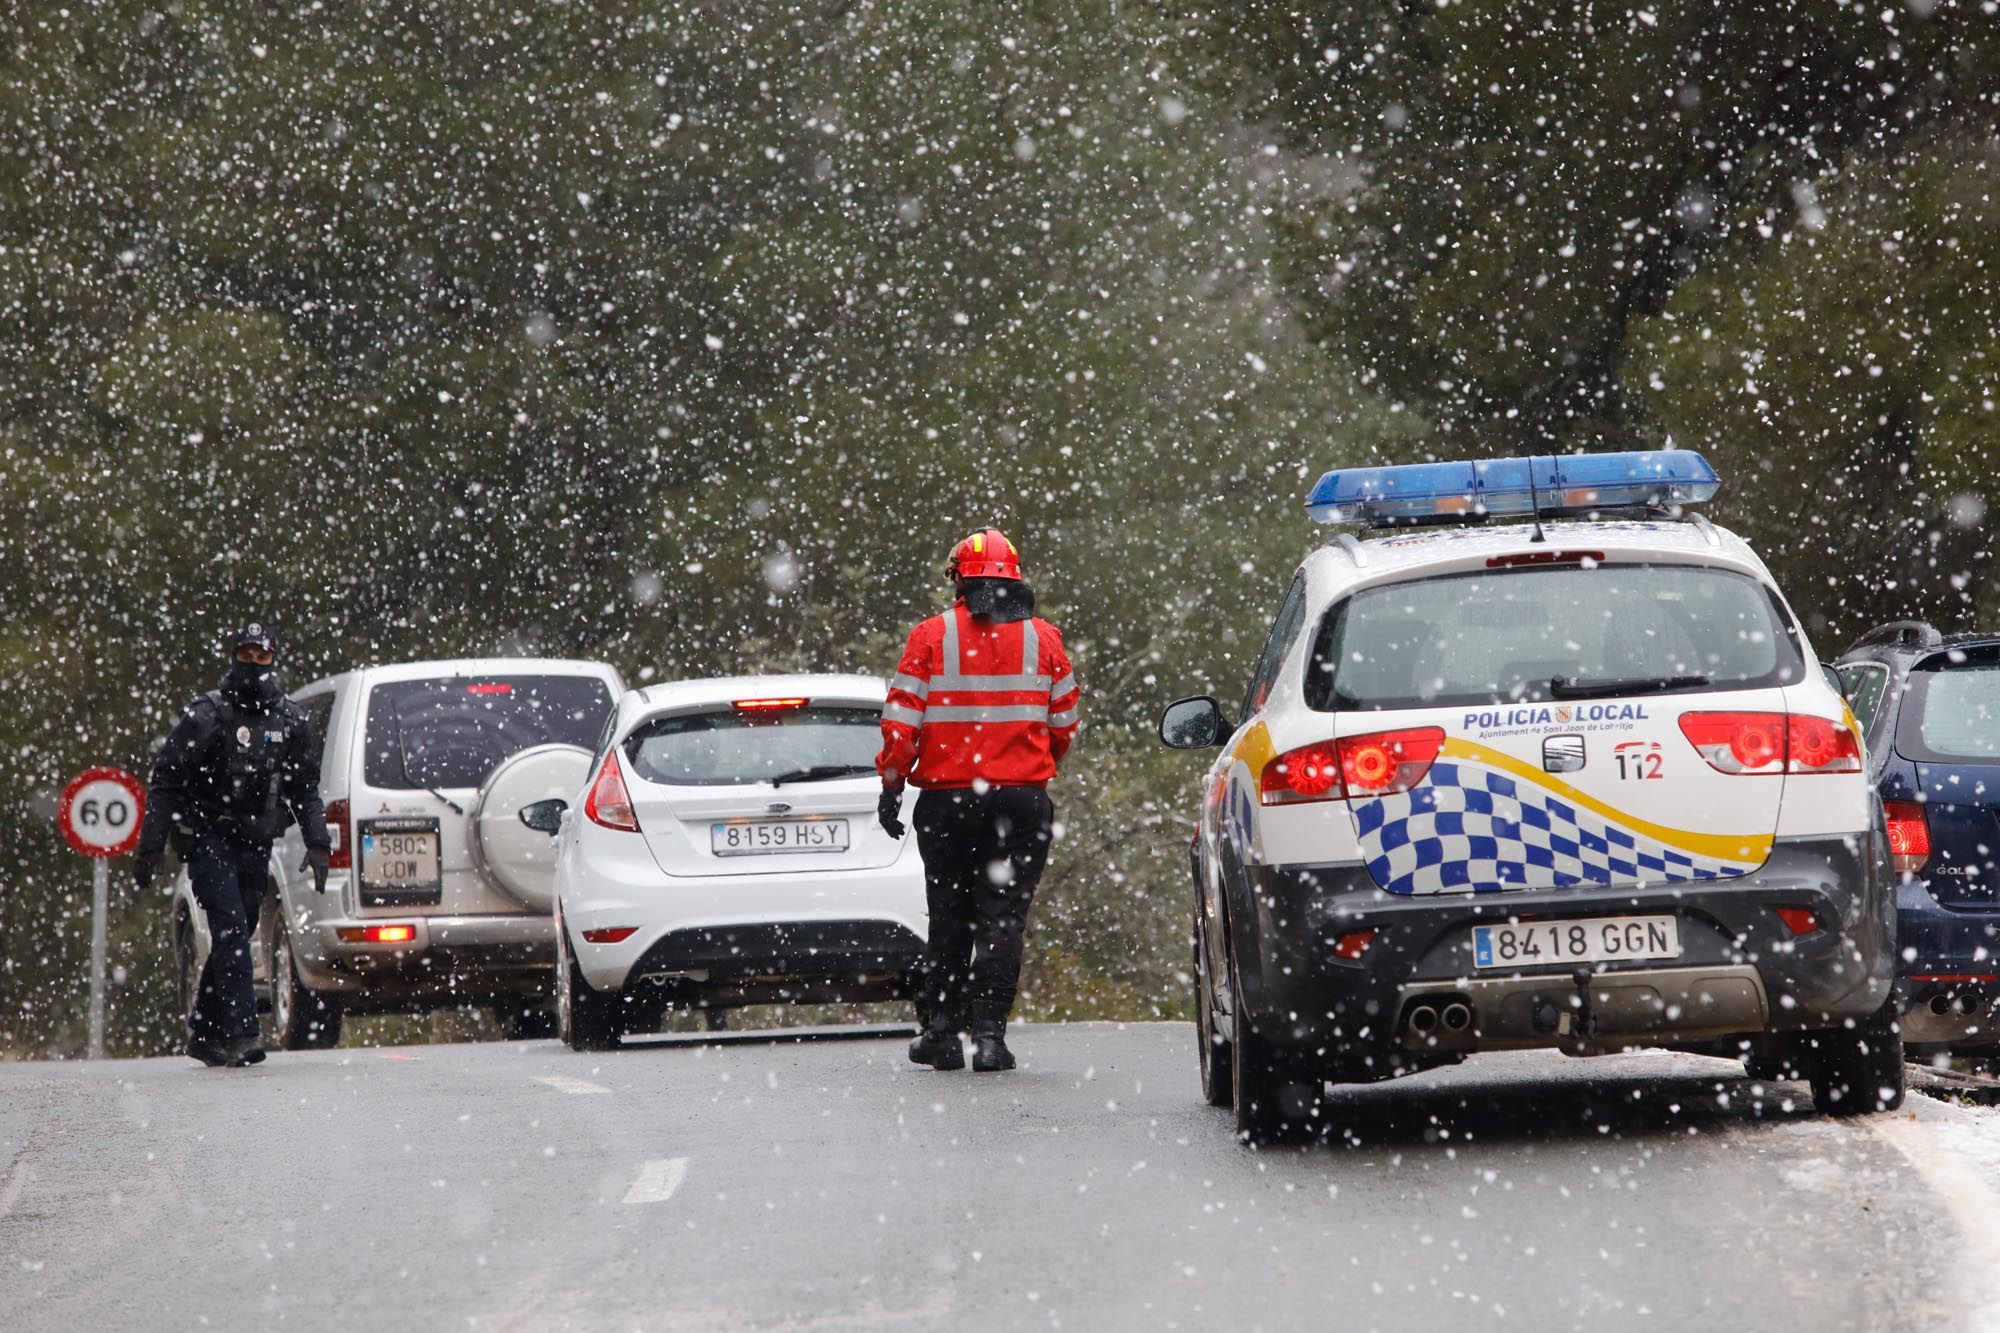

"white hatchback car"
[541, 673, 928, 1050]
[170, 657, 623, 1048]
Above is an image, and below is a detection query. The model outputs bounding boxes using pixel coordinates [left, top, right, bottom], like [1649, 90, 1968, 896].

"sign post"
[59, 767, 146, 1060]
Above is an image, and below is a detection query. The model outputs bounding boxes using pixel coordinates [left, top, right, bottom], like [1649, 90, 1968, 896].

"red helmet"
[947, 528, 1024, 582]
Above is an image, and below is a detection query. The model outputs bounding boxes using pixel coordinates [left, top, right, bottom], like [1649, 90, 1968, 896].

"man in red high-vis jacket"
[877, 528, 1080, 1072]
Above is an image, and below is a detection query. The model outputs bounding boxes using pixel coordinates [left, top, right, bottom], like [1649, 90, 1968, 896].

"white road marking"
[1871, 1109, 2000, 1333]
[534, 1074, 611, 1096]
[622, 1157, 689, 1205]
[0, 1159, 28, 1220]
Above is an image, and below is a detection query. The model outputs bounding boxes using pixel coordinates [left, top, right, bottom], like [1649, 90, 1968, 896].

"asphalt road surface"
[5, 1023, 1999, 1332]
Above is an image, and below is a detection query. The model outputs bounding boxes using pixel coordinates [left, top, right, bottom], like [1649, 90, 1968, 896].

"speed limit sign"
[59, 767, 146, 859]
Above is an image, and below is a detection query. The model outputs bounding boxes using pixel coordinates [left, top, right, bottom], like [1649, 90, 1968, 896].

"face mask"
[227, 659, 282, 708]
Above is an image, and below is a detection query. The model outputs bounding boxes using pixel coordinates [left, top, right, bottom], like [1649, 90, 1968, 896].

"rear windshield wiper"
[1548, 673, 1711, 701]
[767, 764, 877, 786]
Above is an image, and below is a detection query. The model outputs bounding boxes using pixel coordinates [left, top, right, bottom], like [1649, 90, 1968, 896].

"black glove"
[302, 845, 330, 894]
[878, 786, 907, 840]
[132, 851, 160, 893]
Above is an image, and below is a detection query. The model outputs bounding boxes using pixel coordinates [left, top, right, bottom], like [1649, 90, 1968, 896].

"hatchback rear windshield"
[1895, 649, 2000, 763]
[364, 676, 614, 790]
[623, 705, 882, 786]
[1305, 563, 1804, 711]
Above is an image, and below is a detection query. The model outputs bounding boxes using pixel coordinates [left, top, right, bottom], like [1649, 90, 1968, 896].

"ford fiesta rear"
[550, 675, 928, 1049]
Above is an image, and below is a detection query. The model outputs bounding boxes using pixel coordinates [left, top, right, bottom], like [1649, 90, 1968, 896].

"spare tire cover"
[470, 743, 593, 913]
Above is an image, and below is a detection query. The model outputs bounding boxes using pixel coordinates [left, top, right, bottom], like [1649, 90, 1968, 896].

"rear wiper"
[426, 787, 466, 815]
[767, 764, 876, 786]
[1548, 673, 1711, 701]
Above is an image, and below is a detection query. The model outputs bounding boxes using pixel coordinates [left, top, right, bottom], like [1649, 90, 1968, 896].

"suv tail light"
[325, 799, 351, 870]
[1261, 727, 1445, 805]
[1883, 799, 1931, 876]
[584, 751, 641, 832]
[1677, 712, 1861, 775]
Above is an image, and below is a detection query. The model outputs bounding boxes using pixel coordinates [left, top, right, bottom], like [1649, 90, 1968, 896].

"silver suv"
[170, 658, 624, 1047]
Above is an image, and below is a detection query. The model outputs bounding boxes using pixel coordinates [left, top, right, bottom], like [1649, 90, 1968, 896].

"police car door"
[1306, 554, 1790, 896]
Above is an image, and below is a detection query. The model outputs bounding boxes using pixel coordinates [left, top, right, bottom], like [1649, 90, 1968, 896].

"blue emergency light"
[1303, 450, 1720, 525]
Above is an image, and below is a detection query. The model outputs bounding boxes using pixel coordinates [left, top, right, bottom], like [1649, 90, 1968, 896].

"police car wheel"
[1806, 997, 1905, 1117]
[174, 915, 200, 1020]
[1228, 938, 1322, 1145]
[557, 920, 621, 1053]
[1194, 932, 1232, 1109]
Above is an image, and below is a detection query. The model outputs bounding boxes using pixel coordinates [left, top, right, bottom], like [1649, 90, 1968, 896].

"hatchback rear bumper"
[1896, 875, 2000, 1047]
[1233, 834, 1894, 1068]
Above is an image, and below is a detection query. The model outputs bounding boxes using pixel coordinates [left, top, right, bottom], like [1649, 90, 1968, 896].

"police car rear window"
[1304, 563, 1802, 712]
[363, 676, 614, 790]
[1896, 649, 2000, 763]
[623, 706, 882, 786]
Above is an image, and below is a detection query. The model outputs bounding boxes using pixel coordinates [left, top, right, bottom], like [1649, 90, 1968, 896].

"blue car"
[1836, 621, 2000, 1053]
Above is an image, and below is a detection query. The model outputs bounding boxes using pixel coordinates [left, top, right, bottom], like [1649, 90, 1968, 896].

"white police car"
[1160, 452, 1901, 1143]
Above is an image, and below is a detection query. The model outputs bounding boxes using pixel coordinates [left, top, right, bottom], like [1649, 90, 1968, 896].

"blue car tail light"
[1304, 450, 1720, 525]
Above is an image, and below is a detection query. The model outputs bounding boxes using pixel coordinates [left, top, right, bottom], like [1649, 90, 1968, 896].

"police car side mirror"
[519, 799, 567, 836]
[1160, 696, 1229, 749]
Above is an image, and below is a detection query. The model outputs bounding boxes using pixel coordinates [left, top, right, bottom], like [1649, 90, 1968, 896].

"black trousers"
[912, 786, 1053, 1028]
[187, 838, 269, 1043]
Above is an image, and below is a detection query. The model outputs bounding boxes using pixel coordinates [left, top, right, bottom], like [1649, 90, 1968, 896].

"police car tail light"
[1785, 715, 1861, 773]
[1678, 712, 1787, 774]
[1260, 744, 1340, 805]
[1339, 727, 1445, 796]
[584, 751, 641, 832]
[1883, 799, 1931, 876]
[1260, 728, 1444, 805]
[1679, 712, 1861, 775]
[325, 799, 352, 871]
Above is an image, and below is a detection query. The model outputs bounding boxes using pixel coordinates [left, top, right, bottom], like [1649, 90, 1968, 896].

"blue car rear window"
[1898, 652, 2000, 763]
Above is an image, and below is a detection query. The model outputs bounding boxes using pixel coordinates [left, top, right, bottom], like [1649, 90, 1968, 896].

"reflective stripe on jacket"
[876, 603, 1079, 789]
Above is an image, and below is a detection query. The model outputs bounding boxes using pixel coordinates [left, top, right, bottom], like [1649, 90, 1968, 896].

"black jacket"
[137, 684, 330, 854]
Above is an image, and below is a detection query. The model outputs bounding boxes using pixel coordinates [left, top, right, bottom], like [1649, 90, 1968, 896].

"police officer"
[133, 624, 331, 1067]
[877, 530, 1080, 1072]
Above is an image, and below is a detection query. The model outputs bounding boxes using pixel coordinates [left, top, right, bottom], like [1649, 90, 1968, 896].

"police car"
[1160, 452, 1901, 1143]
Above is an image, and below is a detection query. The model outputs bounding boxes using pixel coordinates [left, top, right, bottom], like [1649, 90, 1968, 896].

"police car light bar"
[1304, 451, 1720, 526]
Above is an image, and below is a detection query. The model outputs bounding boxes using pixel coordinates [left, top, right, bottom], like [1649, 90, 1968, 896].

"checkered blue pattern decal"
[1354, 758, 1756, 895]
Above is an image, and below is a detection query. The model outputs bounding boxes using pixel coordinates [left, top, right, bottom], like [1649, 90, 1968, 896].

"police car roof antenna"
[1526, 460, 1549, 544]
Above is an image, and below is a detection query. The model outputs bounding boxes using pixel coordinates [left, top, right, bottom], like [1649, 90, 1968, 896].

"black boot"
[971, 1020, 1015, 1072]
[222, 1034, 266, 1067]
[185, 1035, 228, 1067]
[907, 1023, 965, 1071]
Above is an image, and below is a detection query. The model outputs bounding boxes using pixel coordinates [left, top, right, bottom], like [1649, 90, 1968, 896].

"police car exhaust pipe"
[1407, 1004, 1440, 1037]
[1441, 1002, 1473, 1033]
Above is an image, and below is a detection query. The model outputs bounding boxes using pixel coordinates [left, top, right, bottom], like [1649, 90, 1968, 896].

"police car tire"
[1194, 932, 1233, 1109]
[558, 923, 622, 1052]
[272, 924, 343, 1051]
[174, 914, 200, 1021]
[1805, 997, 1905, 1117]
[1228, 938, 1320, 1145]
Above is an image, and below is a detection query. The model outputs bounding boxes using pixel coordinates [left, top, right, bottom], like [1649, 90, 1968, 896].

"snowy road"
[3, 1024, 1998, 1332]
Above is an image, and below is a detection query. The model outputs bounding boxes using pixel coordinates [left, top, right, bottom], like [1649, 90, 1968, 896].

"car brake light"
[337, 924, 415, 944]
[467, 682, 513, 695]
[584, 751, 641, 832]
[733, 697, 808, 713]
[1775, 907, 1819, 937]
[1677, 712, 1860, 775]
[1332, 929, 1378, 960]
[1261, 727, 1444, 805]
[325, 799, 351, 871]
[1883, 799, 1930, 876]
[582, 927, 639, 944]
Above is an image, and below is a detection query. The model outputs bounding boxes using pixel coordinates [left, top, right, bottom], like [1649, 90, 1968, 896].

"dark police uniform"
[136, 627, 329, 1064]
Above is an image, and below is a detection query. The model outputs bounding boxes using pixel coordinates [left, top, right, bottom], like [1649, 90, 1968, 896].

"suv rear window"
[623, 705, 881, 786]
[1305, 563, 1804, 711]
[364, 676, 614, 789]
[1896, 649, 2000, 762]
